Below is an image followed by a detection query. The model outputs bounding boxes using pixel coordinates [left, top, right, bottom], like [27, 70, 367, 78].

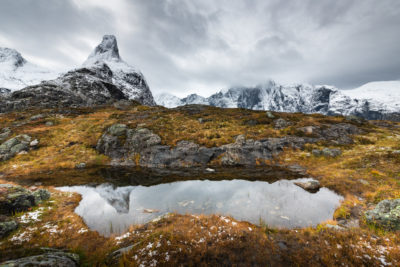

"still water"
[58, 178, 342, 236]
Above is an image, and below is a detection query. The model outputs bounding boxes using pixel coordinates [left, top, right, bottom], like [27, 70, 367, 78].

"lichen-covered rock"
[312, 148, 342, 158]
[0, 134, 32, 161]
[0, 216, 18, 238]
[0, 184, 50, 214]
[0, 250, 79, 267]
[365, 199, 400, 231]
[298, 123, 361, 145]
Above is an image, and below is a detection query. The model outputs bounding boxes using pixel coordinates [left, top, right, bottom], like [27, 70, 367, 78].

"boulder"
[0, 250, 79, 267]
[294, 179, 321, 193]
[0, 134, 32, 161]
[266, 111, 275, 119]
[365, 199, 400, 231]
[312, 148, 342, 158]
[0, 128, 11, 143]
[0, 184, 50, 214]
[0, 216, 18, 238]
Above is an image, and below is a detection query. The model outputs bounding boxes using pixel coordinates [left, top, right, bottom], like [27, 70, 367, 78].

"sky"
[0, 0, 399, 97]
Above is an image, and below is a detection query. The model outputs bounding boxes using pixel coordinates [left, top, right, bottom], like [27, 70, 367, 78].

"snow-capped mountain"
[82, 35, 155, 106]
[155, 80, 400, 121]
[0, 35, 156, 112]
[0, 47, 59, 91]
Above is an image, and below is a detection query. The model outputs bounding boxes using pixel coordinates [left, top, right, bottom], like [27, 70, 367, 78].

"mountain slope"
[0, 47, 58, 91]
[155, 81, 400, 121]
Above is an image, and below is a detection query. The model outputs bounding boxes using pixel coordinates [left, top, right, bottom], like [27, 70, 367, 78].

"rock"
[113, 99, 137, 110]
[359, 179, 370, 186]
[365, 199, 400, 231]
[244, 119, 259, 126]
[274, 118, 291, 129]
[322, 148, 342, 157]
[30, 139, 39, 147]
[45, 121, 54, 126]
[0, 128, 11, 143]
[312, 148, 342, 158]
[75, 163, 86, 169]
[345, 115, 365, 124]
[0, 184, 36, 214]
[0, 134, 32, 161]
[205, 168, 215, 172]
[0, 216, 18, 238]
[0, 250, 79, 267]
[32, 189, 51, 204]
[97, 124, 319, 168]
[325, 224, 346, 231]
[29, 114, 46, 121]
[294, 179, 321, 193]
[266, 111, 275, 119]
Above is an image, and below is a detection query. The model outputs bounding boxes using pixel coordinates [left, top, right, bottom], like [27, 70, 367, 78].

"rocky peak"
[0, 47, 26, 68]
[85, 35, 120, 65]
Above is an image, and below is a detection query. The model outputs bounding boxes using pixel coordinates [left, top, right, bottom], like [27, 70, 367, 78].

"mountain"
[0, 35, 156, 112]
[0, 47, 58, 91]
[155, 80, 400, 121]
[82, 35, 155, 106]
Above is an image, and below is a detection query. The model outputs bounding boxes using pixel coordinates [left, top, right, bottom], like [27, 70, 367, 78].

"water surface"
[58, 178, 342, 236]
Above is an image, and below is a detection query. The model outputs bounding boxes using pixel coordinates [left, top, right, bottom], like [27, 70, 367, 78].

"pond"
[58, 177, 343, 236]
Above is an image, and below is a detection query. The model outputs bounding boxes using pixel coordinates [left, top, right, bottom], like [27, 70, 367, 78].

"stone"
[0, 184, 36, 214]
[322, 148, 342, 157]
[0, 134, 32, 161]
[0, 250, 79, 267]
[312, 149, 322, 157]
[45, 121, 54, 126]
[294, 179, 321, 193]
[266, 111, 275, 119]
[30, 139, 39, 147]
[345, 115, 365, 124]
[32, 189, 51, 204]
[75, 162, 86, 169]
[325, 224, 346, 231]
[0, 216, 18, 238]
[365, 199, 400, 231]
[113, 99, 136, 110]
[274, 118, 291, 129]
[0, 128, 11, 143]
[29, 114, 46, 121]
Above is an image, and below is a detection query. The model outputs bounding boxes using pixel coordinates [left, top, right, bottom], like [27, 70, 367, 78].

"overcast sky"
[0, 0, 399, 97]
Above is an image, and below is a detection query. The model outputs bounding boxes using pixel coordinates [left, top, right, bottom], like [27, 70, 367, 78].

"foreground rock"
[365, 199, 400, 231]
[0, 184, 50, 215]
[294, 179, 321, 193]
[0, 249, 79, 267]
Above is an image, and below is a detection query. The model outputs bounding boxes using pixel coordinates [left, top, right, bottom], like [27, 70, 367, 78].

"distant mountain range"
[155, 80, 400, 121]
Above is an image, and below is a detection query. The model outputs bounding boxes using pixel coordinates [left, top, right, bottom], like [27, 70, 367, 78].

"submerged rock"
[365, 199, 400, 231]
[0, 250, 79, 267]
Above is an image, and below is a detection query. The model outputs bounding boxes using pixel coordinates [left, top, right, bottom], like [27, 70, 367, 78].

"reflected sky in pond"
[58, 178, 342, 236]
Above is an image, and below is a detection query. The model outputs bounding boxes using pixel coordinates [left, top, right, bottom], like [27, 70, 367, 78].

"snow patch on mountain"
[0, 47, 59, 91]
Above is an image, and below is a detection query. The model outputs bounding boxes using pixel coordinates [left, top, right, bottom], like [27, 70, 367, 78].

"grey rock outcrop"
[0, 128, 11, 143]
[0, 250, 79, 267]
[97, 124, 320, 168]
[365, 199, 400, 231]
[0, 216, 18, 238]
[294, 179, 321, 193]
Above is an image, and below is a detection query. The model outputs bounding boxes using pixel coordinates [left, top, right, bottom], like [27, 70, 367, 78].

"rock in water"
[365, 199, 400, 231]
[294, 179, 321, 193]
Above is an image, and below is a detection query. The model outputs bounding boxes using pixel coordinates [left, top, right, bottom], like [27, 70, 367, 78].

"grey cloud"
[0, 0, 399, 95]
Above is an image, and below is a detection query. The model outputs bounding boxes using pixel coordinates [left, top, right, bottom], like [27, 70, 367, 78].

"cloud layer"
[0, 0, 399, 96]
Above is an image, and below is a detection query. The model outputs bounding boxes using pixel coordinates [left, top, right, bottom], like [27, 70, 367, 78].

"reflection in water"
[58, 179, 342, 236]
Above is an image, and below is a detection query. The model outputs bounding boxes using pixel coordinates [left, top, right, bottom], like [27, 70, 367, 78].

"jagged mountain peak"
[0, 47, 27, 69]
[84, 35, 121, 65]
